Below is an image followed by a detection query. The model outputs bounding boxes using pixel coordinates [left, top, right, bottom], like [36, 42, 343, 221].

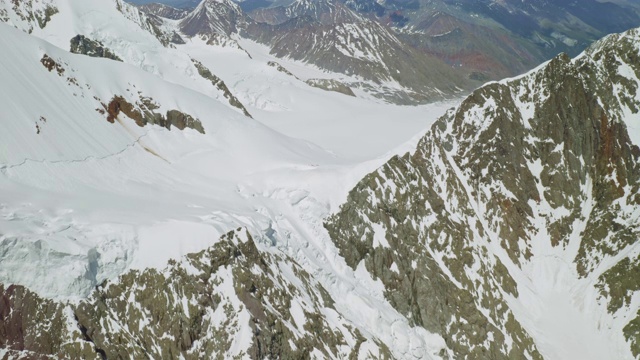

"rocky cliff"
[0, 229, 391, 359]
[179, 0, 469, 103]
[326, 27, 640, 358]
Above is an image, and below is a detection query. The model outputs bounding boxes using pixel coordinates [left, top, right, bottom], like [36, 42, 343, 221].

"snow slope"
[0, 2, 456, 356]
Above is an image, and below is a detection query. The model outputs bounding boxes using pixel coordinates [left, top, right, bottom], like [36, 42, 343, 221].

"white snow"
[0, 4, 454, 358]
[5, 1, 639, 358]
[371, 222, 390, 248]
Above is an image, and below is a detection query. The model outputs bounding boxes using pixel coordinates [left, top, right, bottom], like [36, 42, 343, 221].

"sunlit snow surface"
[0, 23, 452, 296]
[5, 1, 640, 358]
[0, 2, 455, 356]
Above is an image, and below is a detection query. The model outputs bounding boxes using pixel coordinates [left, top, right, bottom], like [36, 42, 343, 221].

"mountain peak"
[181, 0, 245, 36]
[326, 23, 640, 359]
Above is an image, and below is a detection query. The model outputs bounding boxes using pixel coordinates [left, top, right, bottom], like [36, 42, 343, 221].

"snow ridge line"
[0, 130, 156, 172]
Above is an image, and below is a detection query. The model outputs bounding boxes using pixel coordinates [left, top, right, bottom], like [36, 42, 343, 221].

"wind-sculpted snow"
[326, 27, 640, 359]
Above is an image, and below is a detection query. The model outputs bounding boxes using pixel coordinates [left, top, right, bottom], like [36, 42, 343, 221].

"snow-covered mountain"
[326, 26, 640, 359]
[1, 0, 640, 359]
[138, 0, 640, 84]
[386, 0, 640, 80]
[138, 2, 189, 19]
[176, 0, 469, 103]
[0, 0, 453, 358]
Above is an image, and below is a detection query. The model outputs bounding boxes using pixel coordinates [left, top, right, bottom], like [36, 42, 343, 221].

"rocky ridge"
[0, 0, 57, 33]
[325, 27, 640, 358]
[0, 229, 391, 359]
[344, 0, 640, 81]
[143, 0, 640, 84]
[70, 35, 123, 62]
[178, 0, 469, 103]
[138, 2, 189, 20]
[0, 0, 253, 118]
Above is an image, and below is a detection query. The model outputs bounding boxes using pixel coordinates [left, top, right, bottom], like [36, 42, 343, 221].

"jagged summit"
[138, 2, 189, 19]
[172, 0, 470, 103]
[249, 0, 361, 25]
[180, 0, 246, 36]
[325, 25, 640, 359]
[2, 0, 640, 358]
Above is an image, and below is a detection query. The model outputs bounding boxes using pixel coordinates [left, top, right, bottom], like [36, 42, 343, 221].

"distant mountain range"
[133, 0, 640, 85]
[172, 0, 470, 103]
[2, 0, 640, 357]
[2, 0, 640, 358]
[128, 0, 200, 8]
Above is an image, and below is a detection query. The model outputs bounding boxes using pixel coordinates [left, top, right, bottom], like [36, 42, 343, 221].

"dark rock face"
[325, 28, 640, 358]
[191, 59, 252, 118]
[138, 2, 189, 20]
[70, 35, 123, 62]
[178, 0, 468, 104]
[0, 229, 388, 359]
[2, 0, 58, 33]
[305, 78, 355, 97]
[349, 0, 640, 81]
[103, 95, 205, 134]
[0, 284, 100, 359]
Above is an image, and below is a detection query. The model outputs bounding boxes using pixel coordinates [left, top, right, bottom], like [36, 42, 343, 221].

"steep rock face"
[192, 59, 252, 117]
[70, 35, 123, 62]
[325, 28, 640, 358]
[0, 0, 58, 33]
[138, 2, 189, 20]
[180, 0, 246, 37]
[0, 229, 391, 359]
[178, 0, 252, 49]
[0, 284, 100, 359]
[178, 0, 468, 103]
[245, 0, 468, 103]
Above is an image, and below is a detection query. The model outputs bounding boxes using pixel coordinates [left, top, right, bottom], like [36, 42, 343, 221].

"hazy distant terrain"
[127, 0, 199, 8]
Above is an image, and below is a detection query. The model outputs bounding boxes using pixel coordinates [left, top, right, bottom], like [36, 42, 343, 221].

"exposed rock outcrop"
[326, 28, 640, 358]
[103, 95, 205, 134]
[192, 59, 252, 118]
[138, 3, 188, 20]
[267, 61, 298, 79]
[70, 35, 122, 62]
[0, 229, 389, 359]
[305, 78, 355, 97]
